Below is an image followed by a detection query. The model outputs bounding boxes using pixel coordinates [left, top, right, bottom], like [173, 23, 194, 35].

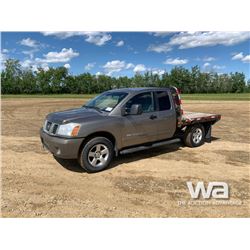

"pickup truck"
[40, 87, 221, 172]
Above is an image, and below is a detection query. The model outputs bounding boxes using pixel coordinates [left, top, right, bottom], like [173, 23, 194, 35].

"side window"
[126, 92, 154, 113]
[156, 91, 171, 111]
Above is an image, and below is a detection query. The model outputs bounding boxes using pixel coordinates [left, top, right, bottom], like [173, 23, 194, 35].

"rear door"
[155, 90, 176, 140]
[121, 91, 159, 147]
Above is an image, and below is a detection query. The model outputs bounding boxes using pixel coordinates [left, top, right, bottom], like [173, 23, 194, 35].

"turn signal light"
[71, 125, 80, 136]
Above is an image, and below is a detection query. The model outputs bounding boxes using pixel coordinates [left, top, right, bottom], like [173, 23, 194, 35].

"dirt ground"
[1, 98, 249, 217]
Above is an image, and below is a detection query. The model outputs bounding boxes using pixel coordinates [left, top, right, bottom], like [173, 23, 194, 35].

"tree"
[1, 59, 22, 94]
[231, 72, 245, 93]
[1, 59, 248, 94]
[169, 67, 191, 93]
[21, 69, 37, 94]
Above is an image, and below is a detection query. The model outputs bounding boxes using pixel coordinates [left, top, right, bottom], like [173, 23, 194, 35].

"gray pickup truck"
[40, 87, 221, 172]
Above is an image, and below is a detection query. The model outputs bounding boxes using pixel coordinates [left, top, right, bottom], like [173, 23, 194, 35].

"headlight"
[57, 123, 81, 137]
[43, 119, 47, 131]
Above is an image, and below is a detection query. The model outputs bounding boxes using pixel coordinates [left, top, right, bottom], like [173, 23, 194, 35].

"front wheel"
[183, 124, 205, 147]
[79, 137, 114, 173]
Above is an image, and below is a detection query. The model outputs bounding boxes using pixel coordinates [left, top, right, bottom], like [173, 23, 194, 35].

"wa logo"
[187, 182, 229, 199]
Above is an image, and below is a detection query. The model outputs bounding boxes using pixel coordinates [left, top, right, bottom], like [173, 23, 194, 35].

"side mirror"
[130, 104, 143, 115]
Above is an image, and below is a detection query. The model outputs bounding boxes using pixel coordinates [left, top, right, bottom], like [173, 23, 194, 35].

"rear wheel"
[183, 124, 205, 147]
[79, 137, 114, 173]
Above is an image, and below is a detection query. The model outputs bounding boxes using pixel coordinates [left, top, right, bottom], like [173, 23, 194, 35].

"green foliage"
[1, 59, 249, 94]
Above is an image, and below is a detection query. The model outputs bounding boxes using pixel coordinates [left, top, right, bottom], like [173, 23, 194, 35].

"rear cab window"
[155, 91, 171, 111]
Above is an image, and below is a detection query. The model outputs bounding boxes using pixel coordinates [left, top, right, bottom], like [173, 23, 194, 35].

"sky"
[1, 32, 250, 79]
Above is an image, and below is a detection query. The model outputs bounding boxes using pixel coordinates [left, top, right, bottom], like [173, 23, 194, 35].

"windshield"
[84, 92, 128, 112]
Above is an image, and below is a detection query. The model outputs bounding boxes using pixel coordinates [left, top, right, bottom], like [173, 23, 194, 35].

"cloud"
[84, 62, 96, 71]
[0, 51, 8, 69]
[20, 38, 39, 48]
[42, 31, 112, 46]
[147, 43, 172, 53]
[103, 60, 136, 75]
[19, 38, 48, 59]
[22, 50, 37, 59]
[102, 61, 164, 75]
[203, 62, 211, 69]
[203, 63, 225, 72]
[133, 64, 146, 72]
[232, 52, 244, 60]
[203, 56, 216, 62]
[103, 60, 127, 75]
[163, 57, 188, 65]
[42, 31, 86, 39]
[21, 59, 33, 68]
[116, 40, 124, 47]
[242, 55, 250, 63]
[232, 52, 250, 63]
[148, 32, 250, 53]
[152, 69, 165, 75]
[212, 65, 225, 70]
[20, 59, 49, 71]
[150, 32, 174, 37]
[64, 63, 70, 69]
[169, 32, 250, 49]
[20, 48, 78, 72]
[36, 48, 79, 63]
[126, 63, 134, 69]
[84, 32, 111, 46]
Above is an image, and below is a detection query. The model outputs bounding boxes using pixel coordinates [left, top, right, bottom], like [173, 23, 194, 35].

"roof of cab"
[107, 87, 171, 93]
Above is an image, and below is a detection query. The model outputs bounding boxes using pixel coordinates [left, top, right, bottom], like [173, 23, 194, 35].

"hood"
[46, 107, 104, 124]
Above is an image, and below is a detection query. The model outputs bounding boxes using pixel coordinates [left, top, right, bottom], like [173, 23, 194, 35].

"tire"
[183, 124, 205, 147]
[79, 137, 114, 173]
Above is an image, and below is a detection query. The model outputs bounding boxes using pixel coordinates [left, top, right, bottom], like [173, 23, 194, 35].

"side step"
[119, 138, 180, 155]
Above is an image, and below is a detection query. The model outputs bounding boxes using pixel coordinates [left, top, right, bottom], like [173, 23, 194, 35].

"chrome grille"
[46, 121, 52, 131]
[52, 124, 59, 134]
[44, 120, 59, 135]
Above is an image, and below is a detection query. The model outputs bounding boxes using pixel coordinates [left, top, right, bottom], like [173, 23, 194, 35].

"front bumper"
[40, 128, 84, 159]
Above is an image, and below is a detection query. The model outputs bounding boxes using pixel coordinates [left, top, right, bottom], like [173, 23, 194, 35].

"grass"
[1, 93, 250, 101]
[181, 93, 250, 101]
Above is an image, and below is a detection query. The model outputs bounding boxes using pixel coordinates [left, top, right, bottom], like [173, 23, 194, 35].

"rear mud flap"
[205, 125, 212, 143]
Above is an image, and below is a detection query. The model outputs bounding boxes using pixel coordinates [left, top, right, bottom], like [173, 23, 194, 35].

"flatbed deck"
[179, 111, 221, 127]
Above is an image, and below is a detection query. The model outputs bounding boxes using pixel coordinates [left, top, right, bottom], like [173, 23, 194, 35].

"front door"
[121, 92, 158, 147]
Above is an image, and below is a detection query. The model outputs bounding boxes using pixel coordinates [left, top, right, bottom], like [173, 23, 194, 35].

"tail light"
[172, 87, 183, 115]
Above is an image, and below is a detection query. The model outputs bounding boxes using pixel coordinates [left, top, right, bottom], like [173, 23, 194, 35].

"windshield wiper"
[82, 105, 103, 113]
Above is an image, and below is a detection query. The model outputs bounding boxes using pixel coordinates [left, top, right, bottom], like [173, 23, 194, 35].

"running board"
[119, 138, 180, 155]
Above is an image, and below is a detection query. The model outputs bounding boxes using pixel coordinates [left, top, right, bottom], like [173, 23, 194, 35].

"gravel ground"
[1, 98, 249, 217]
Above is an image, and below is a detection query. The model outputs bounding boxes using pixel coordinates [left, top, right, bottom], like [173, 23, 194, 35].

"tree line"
[1, 59, 249, 94]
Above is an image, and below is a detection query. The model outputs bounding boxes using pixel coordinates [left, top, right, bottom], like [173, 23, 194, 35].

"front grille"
[46, 121, 52, 131]
[44, 120, 59, 135]
[52, 124, 58, 134]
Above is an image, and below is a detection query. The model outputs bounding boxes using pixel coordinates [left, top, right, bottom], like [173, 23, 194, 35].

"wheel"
[79, 137, 114, 173]
[183, 124, 205, 147]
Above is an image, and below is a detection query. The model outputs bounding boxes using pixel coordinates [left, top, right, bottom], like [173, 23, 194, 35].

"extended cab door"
[121, 91, 159, 147]
[155, 90, 176, 140]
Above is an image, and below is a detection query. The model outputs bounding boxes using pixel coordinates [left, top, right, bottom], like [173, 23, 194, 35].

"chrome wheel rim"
[88, 144, 109, 167]
[192, 128, 203, 144]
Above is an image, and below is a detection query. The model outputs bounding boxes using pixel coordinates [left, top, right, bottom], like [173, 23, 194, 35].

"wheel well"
[78, 131, 116, 159]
